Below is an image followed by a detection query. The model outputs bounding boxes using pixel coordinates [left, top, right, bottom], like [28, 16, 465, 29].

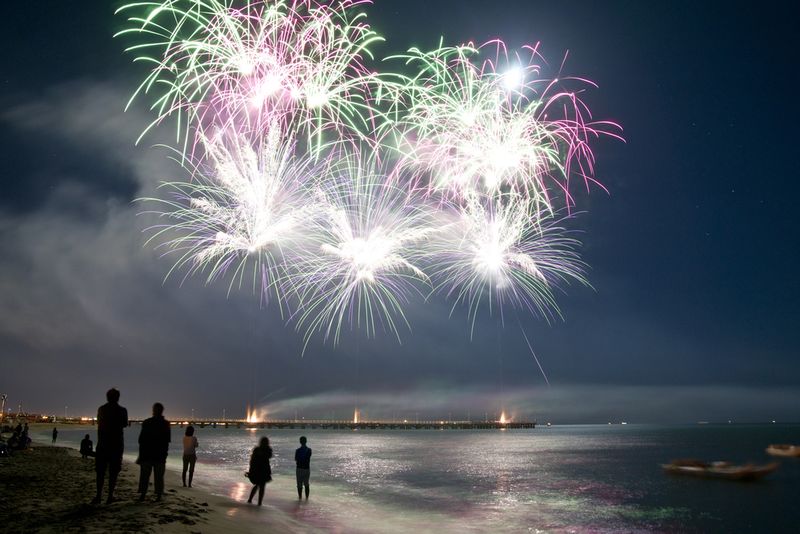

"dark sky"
[1, 1, 798, 423]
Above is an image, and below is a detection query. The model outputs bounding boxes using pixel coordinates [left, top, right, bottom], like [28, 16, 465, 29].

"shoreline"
[0, 437, 316, 533]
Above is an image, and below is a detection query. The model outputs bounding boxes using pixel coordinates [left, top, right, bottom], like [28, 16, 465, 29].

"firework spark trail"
[116, 0, 387, 155]
[289, 153, 437, 348]
[520, 325, 550, 386]
[141, 122, 321, 312]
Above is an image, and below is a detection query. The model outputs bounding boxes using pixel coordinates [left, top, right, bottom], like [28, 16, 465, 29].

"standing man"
[93, 388, 128, 505]
[295, 436, 312, 500]
[51, 427, 58, 444]
[137, 402, 171, 501]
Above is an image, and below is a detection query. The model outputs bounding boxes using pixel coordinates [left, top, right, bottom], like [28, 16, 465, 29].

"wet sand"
[0, 441, 312, 533]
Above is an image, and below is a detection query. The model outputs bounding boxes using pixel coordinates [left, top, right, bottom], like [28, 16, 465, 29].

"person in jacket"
[92, 388, 128, 505]
[246, 436, 272, 506]
[137, 402, 171, 501]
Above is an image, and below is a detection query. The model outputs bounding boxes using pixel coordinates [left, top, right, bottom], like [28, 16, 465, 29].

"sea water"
[44, 424, 800, 533]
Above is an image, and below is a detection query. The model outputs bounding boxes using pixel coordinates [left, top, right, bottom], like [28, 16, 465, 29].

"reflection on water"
[43, 424, 800, 533]
[228, 481, 249, 505]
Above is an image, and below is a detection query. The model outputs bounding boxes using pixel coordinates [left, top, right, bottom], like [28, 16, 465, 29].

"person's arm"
[123, 407, 129, 428]
[249, 450, 257, 472]
[194, 437, 199, 449]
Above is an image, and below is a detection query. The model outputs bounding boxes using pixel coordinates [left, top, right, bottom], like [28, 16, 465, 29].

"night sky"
[1, 1, 798, 423]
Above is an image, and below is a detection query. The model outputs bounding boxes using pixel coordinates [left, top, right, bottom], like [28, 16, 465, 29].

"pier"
[126, 419, 536, 430]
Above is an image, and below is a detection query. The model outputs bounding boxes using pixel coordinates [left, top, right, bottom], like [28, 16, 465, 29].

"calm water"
[43, 424, 800, 533]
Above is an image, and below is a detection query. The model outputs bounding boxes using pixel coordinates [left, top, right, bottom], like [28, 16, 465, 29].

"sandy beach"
[0, 435, 313, 534]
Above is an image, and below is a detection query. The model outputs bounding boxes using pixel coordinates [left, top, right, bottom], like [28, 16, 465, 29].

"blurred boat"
[766, 444, 800, 457]
[662, 459, 779, 481]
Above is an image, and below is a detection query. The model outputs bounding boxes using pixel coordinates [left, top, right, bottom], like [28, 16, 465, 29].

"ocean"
[41, 423, 800, 533]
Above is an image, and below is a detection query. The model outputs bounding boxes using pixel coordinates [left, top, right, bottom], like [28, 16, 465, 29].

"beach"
[0, 432, 309, 534]
[3, 423, 800, 533]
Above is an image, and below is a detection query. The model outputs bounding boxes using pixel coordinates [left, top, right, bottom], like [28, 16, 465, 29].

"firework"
[116, 0, 386, 154]
[427, 194, 589, 334]
[121, 2, 621, 346]
[289, 153, 437, 347]
[389, 41, 620, 216]
[141, 122, 319, 311]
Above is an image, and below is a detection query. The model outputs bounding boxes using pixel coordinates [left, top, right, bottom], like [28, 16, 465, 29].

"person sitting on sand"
[12, 427, 31, 450]
[182, 425, 199, 488]
[80, 434, 94, 459]
[246, 436, 272, 506]
[137, 402, 171, 502]
[8, 430, 21, 450]
[92, 387, 129, 505]
[295, 436, 312, 500]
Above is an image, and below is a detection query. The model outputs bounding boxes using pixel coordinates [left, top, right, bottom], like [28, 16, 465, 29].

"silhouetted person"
[246, 436, 272, 506]
[295, 436, 312, 500]
[182, 425, 199, 487]
[80, 434, 95, 459]
[137, 402, 171, 501]
[8, 429, 21, 450]
[52, 427, 58, 444]
[93, 387, 128, 505]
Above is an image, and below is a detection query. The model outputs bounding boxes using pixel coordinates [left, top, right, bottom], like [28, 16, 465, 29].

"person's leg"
[297, 469, 311, 500]
[182, 455, 189, 486]
[296, 469, 303, 499]
[108, 453, 122, 503]
[154, 462, 165, 499]
[138, 462, 153, 499]
[257, 482, 265, 505]
[188, 455, 196, 487]
[248, 484, 257, 503]
[93, 455, 107, 503]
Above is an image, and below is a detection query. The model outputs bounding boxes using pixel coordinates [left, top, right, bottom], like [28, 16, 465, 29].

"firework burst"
[142, 122, 319, 310]
[428, 194, 589, 333]
[121, 1, 621, 347]
[116, 0, 386, 155]
[389, 41, 620, 215]
[289, 153, 436, 347]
